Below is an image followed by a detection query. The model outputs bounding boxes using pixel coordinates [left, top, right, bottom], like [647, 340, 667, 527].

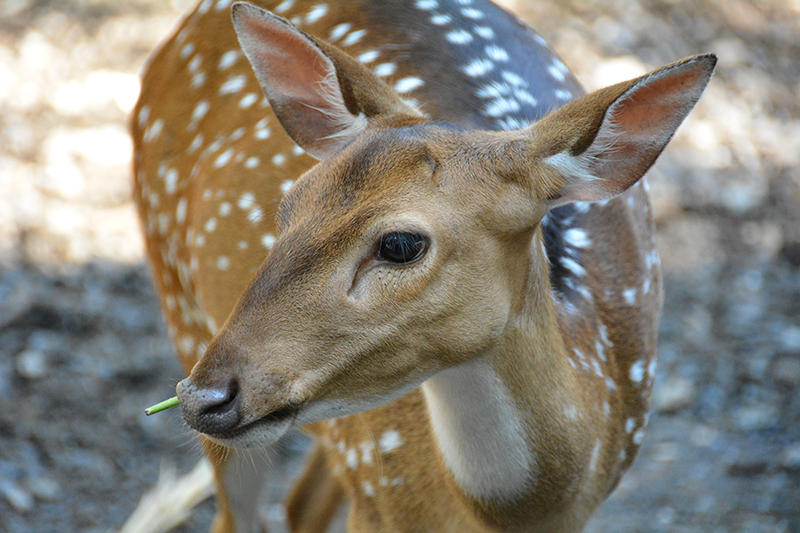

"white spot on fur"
[280, 180, 294, 194]
[261, 234, 276, 249]
[328, 23, 351, 42]
[595, 338, 606, 363]
[360, 441, 375, 465]
[485, 45, 509, 61]
[137, 105, 150, 127]
[247, 207, 264, 224]
[461, 7, 484, 19]
[561, 257, 586, 277]
[143, 119, 164, 142]
[623, 288, 637, 305]
[461, 59, 494, 78]
[361, 480, 375, 496]
[415, 0, 438, 8]
[431, 14, 451, 25]
[305, 4, 328, 24]
[474, 26, 494, 39]
[164, 168, 178, 194]
[374, 63, 397, 77]
[483, 96, 519, 116]
[219, 75, 247, 95]
[192, 101, 210, 123]
[214, 149, 234, 168]
[191, 71, 206, 89]
[218, 50, 239, 70]
[255, 125, 271, 140]
[216, 256, 230, 270]
[176, 198, 187, 224]
[180, 43, 195, 59]
[547, 63, 566, 82]
[237, 192, 255, 210]
[239, 93, 258, 108]
[378, 430, 403, 454]
[274, 0, 294, 13]
[394, 77, 424, 93]
[629, 360, 645, 385]
[342, 29, 367, 46]
[564, 228, 590, 248]
[446, 29, 473, 45]
[345, 448, 358, 469]
[588, 439, 602, 474]
[358, 50, 380, 63]
[188, 54, 202, 73]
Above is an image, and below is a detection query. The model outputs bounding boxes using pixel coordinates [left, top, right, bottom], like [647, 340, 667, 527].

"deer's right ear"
[231, 2, 422, 160]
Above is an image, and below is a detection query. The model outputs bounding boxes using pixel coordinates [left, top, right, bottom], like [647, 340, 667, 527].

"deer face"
[175, 3, 715, 448]
[177, 125, 532, 447]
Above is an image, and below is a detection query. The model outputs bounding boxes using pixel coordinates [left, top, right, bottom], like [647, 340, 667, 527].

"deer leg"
[204, 438, 274, 533]
[286, 443, 345, 533]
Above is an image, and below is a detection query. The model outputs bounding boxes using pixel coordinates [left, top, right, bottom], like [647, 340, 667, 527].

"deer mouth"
[207, 403, 301, 447]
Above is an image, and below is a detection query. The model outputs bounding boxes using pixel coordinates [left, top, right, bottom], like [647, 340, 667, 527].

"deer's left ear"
[523, 54, 716, 206]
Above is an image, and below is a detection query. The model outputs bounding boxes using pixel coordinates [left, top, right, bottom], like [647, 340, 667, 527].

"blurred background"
[0, 0, 798, 531]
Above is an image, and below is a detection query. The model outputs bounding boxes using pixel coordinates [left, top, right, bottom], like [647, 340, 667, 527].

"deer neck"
[420, 231, 587, 509]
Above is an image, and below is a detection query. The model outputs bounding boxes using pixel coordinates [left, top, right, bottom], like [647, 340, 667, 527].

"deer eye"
[377, 232, 429, 264]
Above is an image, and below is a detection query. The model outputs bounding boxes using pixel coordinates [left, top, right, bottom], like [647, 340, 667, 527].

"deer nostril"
[177, 377, 242, 436]
[202, 380, 239, 416]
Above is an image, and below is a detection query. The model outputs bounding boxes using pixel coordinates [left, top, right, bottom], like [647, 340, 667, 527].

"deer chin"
[204, 405, 298, 449]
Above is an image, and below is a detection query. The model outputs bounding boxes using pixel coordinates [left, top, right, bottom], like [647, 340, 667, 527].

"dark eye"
[377, 232, 429, 264]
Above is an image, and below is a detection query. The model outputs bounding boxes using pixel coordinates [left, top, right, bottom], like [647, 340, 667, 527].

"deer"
[131, 0, 715, 531]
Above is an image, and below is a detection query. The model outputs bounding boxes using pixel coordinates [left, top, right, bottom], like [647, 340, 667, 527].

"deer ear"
[527, 54, 716, 206]
[231, 2, 422, 160]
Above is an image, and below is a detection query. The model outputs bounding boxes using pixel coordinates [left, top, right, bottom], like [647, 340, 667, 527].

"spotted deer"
[132, 0, 714, 531]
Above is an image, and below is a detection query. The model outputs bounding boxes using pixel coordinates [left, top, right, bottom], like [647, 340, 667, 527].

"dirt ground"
[0, 0, 798, 531]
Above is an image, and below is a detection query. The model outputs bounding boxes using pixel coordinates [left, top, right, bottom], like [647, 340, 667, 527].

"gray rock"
[0, 477, 34, 513]
[14, 350, 48, 380]
[653, 376, 696, 413]
[771, 356, 800, 386]
[732, 404, 780, 432]
[26, 476, 61, 502]
[779, 442, 800, 471]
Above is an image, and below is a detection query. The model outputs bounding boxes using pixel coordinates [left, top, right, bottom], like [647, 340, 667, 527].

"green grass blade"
[145, 396, 180, 416]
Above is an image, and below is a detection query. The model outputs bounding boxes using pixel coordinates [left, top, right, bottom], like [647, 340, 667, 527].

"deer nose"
[176, 377, 241, 436]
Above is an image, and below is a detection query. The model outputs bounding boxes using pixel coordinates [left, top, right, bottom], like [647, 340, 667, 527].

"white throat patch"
[421, 358, 536, 501]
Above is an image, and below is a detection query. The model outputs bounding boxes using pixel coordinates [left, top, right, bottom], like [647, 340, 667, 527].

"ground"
[0, 0, 798, 532]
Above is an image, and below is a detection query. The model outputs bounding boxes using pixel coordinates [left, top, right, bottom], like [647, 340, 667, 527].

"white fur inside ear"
[316, 66, 369, 143]
[542, 104, 627, 203]
[543, 106, 623, 185]
[543, 151, 600, 183]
